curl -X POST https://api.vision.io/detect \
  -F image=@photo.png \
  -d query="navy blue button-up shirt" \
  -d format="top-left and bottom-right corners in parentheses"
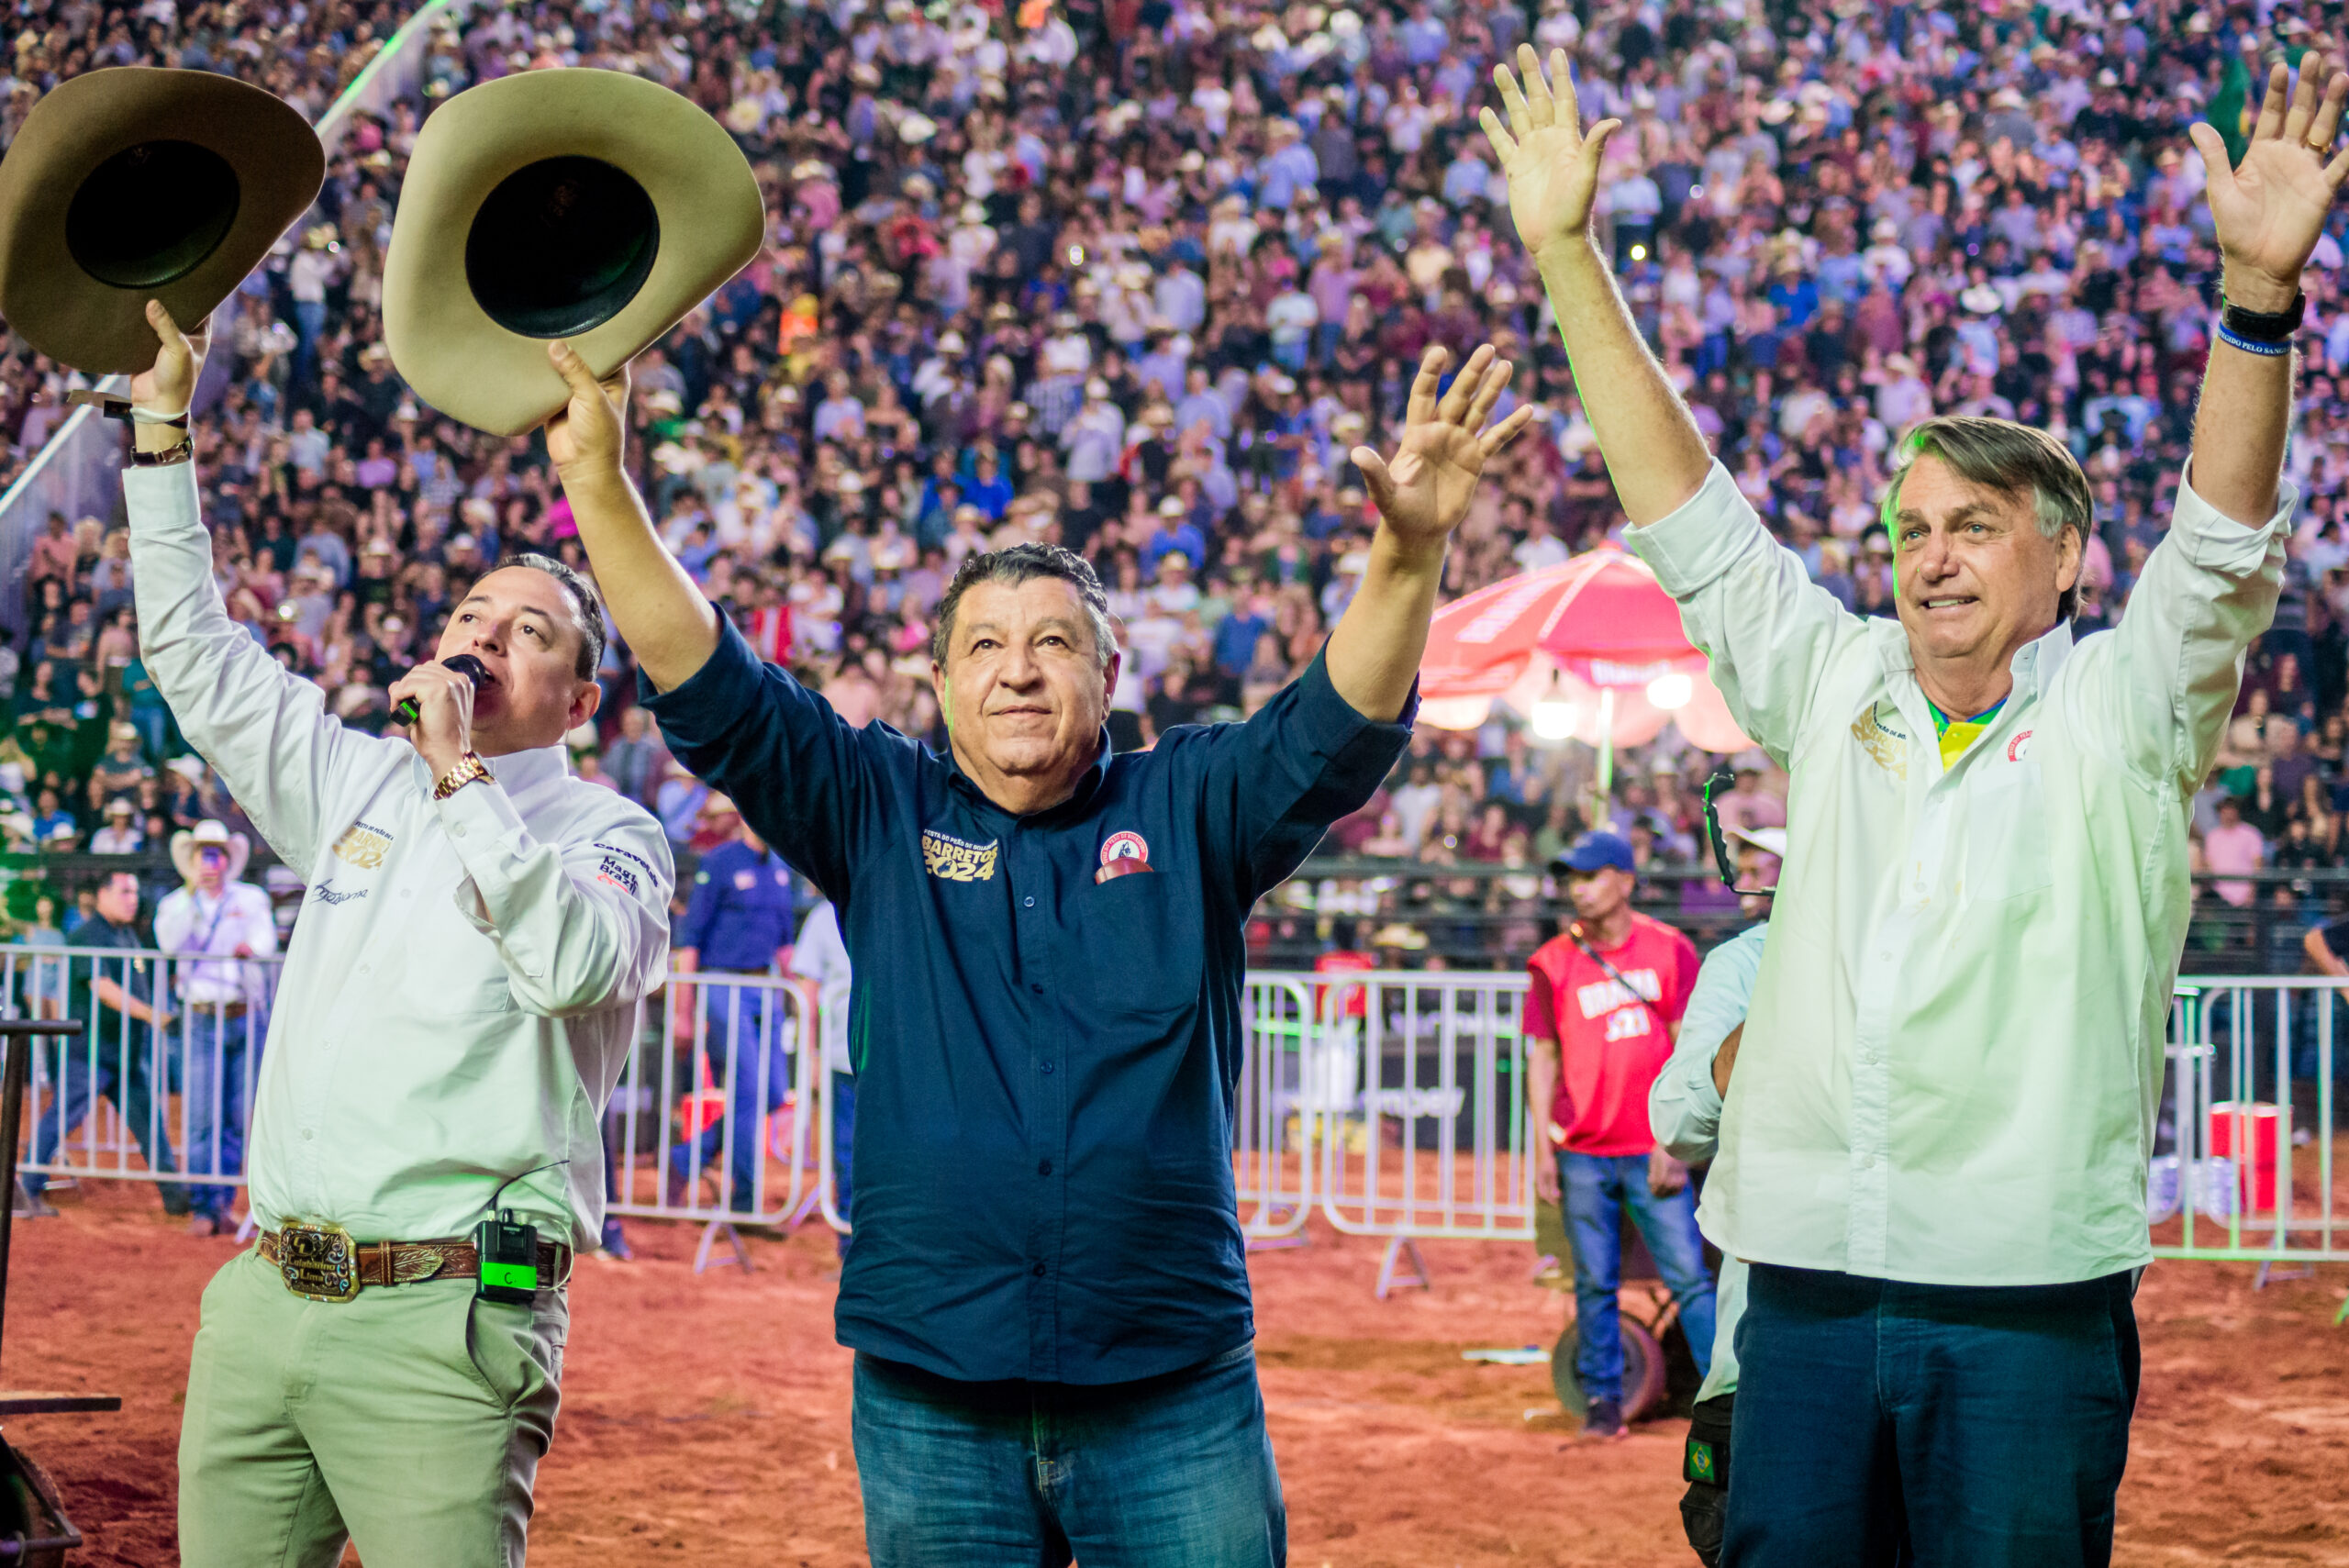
top-left (643, 614), bottom-right (1411, 1384)
top-left (678, 838), bottom-right (796, 973)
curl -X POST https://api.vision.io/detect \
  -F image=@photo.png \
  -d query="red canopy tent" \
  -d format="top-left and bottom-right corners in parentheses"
top-left (1416, 549), bottom-right (1752, 765)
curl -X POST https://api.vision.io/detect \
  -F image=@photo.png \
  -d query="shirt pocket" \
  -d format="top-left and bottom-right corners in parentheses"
top-left (1081, 872), bottom-right (1206, 1037)
top-left (1965, 758), bottom-right (2054, 903)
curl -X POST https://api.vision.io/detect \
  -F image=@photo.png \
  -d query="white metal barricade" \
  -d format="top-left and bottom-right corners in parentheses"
top-left (1232, 975), bottom-right (1315, 1244)
top-left (2, 943), bottom-right (282, 1205)
top-left (1247, 972), bottom-right (1535, 1294)
top-left (606, 973), bottom-right (826, 1252)
top-left (2155, 978), bottom-right (2347, 1273)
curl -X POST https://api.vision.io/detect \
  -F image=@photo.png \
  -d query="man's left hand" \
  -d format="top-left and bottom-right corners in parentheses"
top-left (1649, 1147), bottom-right (1689, 1196)
top-left (389, 662), bottom-right (477, 781)
top-left (2192, 52), bottom-right (2349, 311)
top-left (1350, 344), bottom-right (1539, 558)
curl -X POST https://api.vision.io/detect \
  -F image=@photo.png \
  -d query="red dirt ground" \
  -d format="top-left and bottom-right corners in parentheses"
top-left (6, 1177), bottom-right (2347, 1568)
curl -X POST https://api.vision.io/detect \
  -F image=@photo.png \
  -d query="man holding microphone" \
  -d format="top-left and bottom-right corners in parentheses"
top-left (541, 325), bottom-right (1533, 1562)
top-left (122, 301), bottom-right (673, 1568)
top-left (1486, 44), bottom-right (2343, 1563)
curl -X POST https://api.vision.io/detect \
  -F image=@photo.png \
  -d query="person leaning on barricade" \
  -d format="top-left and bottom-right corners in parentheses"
top-left (153, 818), bottom-right (276, 1238)
top-left (1485, 42), bottom-right (2343, 1565)
top-left (120, 302), bottom-right (674, 1568)
top-left (541, 324), bottom-right (1534, 1562)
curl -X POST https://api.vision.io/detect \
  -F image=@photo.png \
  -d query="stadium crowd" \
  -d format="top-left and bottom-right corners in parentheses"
top-left (5, 0), bottom-right (2349, 964)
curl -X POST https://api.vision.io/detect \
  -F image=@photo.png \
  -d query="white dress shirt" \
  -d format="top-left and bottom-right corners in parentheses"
top-left (1651, 922), bottom-right (1765, 1402)
top-left (154, 880), bottom-right (278, 1005)
top-left (1625, 460), bottom-right (2288, 1285)
top-left (128, 463), bottom-right (674, 1247)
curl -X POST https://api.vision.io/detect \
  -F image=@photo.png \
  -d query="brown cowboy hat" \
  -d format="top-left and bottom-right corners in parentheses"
top-left (0, 68), bottom-right (323, 373)
top-left (383, 68), bottom-right (763, 437)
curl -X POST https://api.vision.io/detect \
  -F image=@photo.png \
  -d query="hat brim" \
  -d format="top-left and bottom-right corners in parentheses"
top-left (384, 69), bottom-right (764, 437)
top-left (0, 68), bottom-right (324, 373)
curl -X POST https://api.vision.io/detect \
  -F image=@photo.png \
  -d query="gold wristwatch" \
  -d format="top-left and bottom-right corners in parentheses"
top-left (432, 751), bottom-right (493, 800)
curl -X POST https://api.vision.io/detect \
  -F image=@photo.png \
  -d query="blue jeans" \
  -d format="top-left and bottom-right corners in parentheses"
top-left (1724, 1263), bottom-right (2139, 1568)
top-left (179, 1009), bottom-right (250, 1218)
top-left (669, 985), bottom-right (786, 1212)
top-left (27, 1031), bottom-right (177, 1198)
top-left (1560, 1151), bottom-right (1716, 1404)
top-left (853, 1343), bottom-right (1285, 1567)
top-left (832, 1070), bottom-right (855, 1256)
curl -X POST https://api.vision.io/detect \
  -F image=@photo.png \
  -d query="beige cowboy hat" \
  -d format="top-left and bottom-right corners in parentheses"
top-left (170, 818), bottom-right (250, 884)
top-left (383, 68), bottom-right (763, 437)
top-left (0, 67), bottom-right (323, 373)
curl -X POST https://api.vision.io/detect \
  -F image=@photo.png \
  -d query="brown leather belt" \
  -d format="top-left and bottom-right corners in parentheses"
top-left (258, 1226), bottom-right (571, 1302)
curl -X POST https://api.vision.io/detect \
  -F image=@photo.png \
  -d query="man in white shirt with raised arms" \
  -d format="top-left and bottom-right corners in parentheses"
top-left (1485, 45), bottom-right (2348, 1566)
top-left (123, 300), bottom-right (673, 1568)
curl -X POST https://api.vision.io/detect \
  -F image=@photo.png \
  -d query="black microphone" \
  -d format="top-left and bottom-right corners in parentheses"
top-left (390, 653), bottom-right (490, 728)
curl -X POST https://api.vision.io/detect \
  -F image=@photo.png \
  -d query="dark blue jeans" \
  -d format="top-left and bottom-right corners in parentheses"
top-left (669, 984), bottom-right (787, 1212)
top-left (179, 1009), bottom-right (250, 1218)
top-left (27, 1032), bottom-right (177, 1197)
top-left (1560, 1151), bottom-right (1716, 1404)
top-left (832, 1070), bottom-right (855, 1257)
top-left (1724, 1263), bottom-right (2139, 1568)
top-left (852, 1343), bottom-right (1285, 1567)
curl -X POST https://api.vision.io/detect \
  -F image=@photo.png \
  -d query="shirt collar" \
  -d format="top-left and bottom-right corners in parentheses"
top-left (1876, 616), bottom-right (2076, 708)
top-left (942, 727), bottom-right (1114, 822)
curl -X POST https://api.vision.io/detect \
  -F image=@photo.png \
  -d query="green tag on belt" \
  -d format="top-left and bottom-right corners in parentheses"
top-left (1685, 1436), bottom-right (1718, 1485)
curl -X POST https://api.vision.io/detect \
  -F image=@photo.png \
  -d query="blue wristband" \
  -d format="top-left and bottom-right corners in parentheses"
top-left (2217, 322), bottom-right (2293, 358)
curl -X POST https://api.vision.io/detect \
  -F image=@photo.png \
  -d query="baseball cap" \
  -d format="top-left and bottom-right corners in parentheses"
top-left (1550, 830), bottom-right (1635, 875)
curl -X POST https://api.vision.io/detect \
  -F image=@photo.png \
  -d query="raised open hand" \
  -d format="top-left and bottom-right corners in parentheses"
top-left (2189, 52), bottom-right (2349, 308)
top-left (1479, 44), bottom-right (1622, 268)
top-left (1351, 344), bottom-right (1539, 551)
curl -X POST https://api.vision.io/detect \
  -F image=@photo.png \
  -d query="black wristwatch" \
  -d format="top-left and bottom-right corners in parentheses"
top-left (2221, 291), bottom-right (2306, 344)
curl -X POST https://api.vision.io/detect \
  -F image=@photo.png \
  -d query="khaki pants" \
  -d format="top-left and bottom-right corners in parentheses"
top-left (179, 1249), bottom-right (567, 1568)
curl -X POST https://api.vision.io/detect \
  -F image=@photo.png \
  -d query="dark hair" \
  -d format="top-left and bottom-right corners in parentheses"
top-left (930, 544), bottom-right (1118, 671)
top-left (1879, 416), bottom-right (2093, 620)
top-left (477, 552), bottom-right (607, 680)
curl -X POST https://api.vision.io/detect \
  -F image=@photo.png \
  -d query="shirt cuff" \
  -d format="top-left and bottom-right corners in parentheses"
top-left (2172, 460), bottom-right (2298, 573)
top-left (640, 608), bottom-right (765, 751)
top-left (1301, 642), bottom-right (1419, 741)
top-left (1620, 461), bottom-right (1767, 598)
top-left (123, 458), bottom-right (203, 531)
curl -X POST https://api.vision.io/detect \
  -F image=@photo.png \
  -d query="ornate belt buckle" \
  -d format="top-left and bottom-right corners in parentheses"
top-left (278, 1219), bottom-right (361, 1302)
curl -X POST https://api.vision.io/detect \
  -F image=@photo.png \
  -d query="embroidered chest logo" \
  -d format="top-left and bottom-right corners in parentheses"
top-left (331, 820), bottom-right (394, 869)
top-left (310, 881), bottom-right (367, 906)
top-left (2007, 729), bottom-right (2034, 762)
top-left (1851, 704), bottom-right (1909, 781)
top-left (922, 828), bottom-right (999, 883)
top-left (1096, 829), bottom-right (1155, 884)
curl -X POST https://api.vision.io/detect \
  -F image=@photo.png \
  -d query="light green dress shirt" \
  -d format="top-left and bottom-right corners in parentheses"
top-left (1626, 460), bottom-right (2289, 1285)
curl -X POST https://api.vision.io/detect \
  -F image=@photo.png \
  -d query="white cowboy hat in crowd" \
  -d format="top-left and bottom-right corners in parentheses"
top-left (171, 818), bottom-right (250, 885)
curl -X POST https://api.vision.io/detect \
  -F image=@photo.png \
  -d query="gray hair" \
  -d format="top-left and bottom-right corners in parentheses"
top-left (930, 543), bottom-right (1119, 671)
top-left (1879, 416), bottom-right (2093, 620)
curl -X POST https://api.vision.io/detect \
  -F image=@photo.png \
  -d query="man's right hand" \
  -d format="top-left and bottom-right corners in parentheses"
top-left (545, 339), bottom-right (631, 481)
top-left (1480, 45), bottom-right (1622, 269)
top-left (131, 299), bottom-right (208, 417)
top-left (1534, 1149), bottom-right (1561, 1205)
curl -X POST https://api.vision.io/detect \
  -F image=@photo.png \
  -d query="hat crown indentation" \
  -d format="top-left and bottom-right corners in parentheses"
top-left (65, 139), bottom-right (242, 290)
top-left (463, 155), bottom-right (660, 340)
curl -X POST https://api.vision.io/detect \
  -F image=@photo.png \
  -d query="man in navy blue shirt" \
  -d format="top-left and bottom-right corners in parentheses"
top-left (545, 337), bottom-right (1536, 1565)
top-left (668, 795), bottom-right (797, 1214)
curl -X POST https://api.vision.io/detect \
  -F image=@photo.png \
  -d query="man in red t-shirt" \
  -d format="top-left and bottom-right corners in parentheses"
top-left (1525, 830), bottom-right (1716, 1439)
